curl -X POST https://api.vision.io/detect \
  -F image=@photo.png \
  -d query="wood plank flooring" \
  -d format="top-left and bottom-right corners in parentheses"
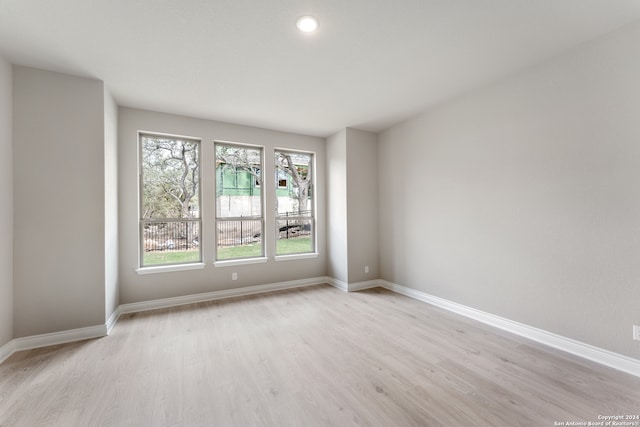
top-left (1, 285), bottom-right (639, 426)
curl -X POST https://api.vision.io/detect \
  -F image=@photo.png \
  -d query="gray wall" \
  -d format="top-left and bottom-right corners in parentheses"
top-left (379, 22), bottom-right (640, 359)
top-left (346, 128), bottom-right (379, 283)
top-left (13, 67), bottom-right (106, 337)
top-left (118, 107), bottom-right (326, 304)
top-left (326, 128), bottom-right (379, 285)
top-left (0, 56), bottom-right (12, 348)
top-left (326, 129), bottom-right (348, 283)
top-left (104, 89), bottom-right (119, 320)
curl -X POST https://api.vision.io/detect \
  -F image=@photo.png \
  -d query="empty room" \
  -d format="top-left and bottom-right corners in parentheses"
top-left (1, 1), bottom-right (640, 426)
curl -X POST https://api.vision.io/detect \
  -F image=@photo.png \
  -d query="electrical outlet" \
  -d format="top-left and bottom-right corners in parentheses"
top-left (232, 272), bottom-right (238, 281)
top-left (364, 265), bottom-right (369, 274)
top-left (633, 325), bottom-right (640, 341)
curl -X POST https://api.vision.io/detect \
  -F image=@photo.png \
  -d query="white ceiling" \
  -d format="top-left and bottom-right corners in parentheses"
top-left (2, 0), bottom-right (640, 137)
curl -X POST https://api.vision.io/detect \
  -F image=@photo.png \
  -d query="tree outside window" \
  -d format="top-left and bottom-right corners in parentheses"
top-left (139, 134), bottom-right (201, 267)
top-left (275, 151), bottom-right (315, 255)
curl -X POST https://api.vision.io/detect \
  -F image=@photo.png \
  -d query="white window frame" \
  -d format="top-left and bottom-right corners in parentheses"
top-left (274, 149), bottom-right (316, 259)
top-left (214, 141), bottom-right (266, 265)
top-left (137, 132), bottom-right (203, 271)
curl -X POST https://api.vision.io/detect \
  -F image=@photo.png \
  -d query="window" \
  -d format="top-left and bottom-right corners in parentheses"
top-left (215, 142), bottom-right (264, 260)
top-left (139, 133), bottom-right (201, 267)
top-left (275, 150), bottom-right (315, 255)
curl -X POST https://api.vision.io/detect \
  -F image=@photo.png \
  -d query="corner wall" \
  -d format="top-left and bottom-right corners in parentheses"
top-left (327, 128), bottom-right (379, 285)
top-left (13, 67), bottom-right (106, 337)
top-left (104, 89), bottom-right (119, 321)
top-left (346, 128), bottom-right (379, 283)
top-left (379, 22), bottom-right (640, 359)
top-left (326, 129), bottom-right (348, 283)
top-left (0, 56), bottom-right (13, 349)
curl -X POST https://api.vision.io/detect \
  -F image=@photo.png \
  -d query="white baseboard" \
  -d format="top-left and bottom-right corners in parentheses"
top-left (326, 277), bottom-right (348, 291)
top-left (119, 276), bottom-right (331, 315)
top-left (347, 280), bottom-right (379, 292)
top-left (325, 278), bottom-right (378, 292)
top-left (106, 308), bottom-right (120, 335)
top-left (12, 324), bottom-right (108, 354)
top-left (378, 280), bottom-right (640, 378)
top-left (0, 324), bottom-right (109, 364)
top-left (0, 340), bottom-right (14, 364)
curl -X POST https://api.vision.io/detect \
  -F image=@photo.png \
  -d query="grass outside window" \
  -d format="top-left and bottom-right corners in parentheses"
top-left (143, 237), bottom-right (313, 265)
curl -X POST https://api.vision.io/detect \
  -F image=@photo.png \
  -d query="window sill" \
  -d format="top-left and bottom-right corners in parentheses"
top-left (213, 257), bottom-right (269, 268)
top-left (274, 253), bottom-right (319, 262)
top-left (136, 263), bottom-right (206, 275)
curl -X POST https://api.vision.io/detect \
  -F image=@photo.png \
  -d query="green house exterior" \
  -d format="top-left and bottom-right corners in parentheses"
top-left (215, 166), bottom-right (300, 198)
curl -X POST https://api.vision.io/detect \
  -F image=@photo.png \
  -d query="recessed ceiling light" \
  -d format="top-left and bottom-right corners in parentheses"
top-left (296, 16), bottom-right (319, 33)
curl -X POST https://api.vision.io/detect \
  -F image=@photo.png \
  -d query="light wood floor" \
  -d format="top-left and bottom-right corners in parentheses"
top-left (1, 285), bottom-right (639, 426)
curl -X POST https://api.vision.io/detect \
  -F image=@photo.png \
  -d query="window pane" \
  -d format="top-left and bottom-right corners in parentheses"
top-left (275, 151), bottom-right (312, 217)
top-left (275, 150), bottom-right (314, 256)
top-left (217, 219), bottom-right (263, 260)
top-left (141, 135), bottom-right (199, 219)
top-left (216, 145), bottom-right (262, 218)
top-left (215, 143), bottom-right (264, 260)
top-left (276, 219), bottom-right (313, 255)
top-left (140, 134), bottom-right (201, 267)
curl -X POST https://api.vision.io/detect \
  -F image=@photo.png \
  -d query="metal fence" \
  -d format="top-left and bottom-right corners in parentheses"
top-left (142, 215), bottom-right (311, 253)
top-left (217, 219), bottom-right (262, 247)
top-left (142, 219), bottom-right (200, 252)
top-left (276, 210), bottom-right (312, 240)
